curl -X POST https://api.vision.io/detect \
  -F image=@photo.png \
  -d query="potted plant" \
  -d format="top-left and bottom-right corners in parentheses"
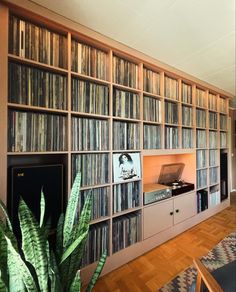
top-left (0, 172), bottom-right (107, 291)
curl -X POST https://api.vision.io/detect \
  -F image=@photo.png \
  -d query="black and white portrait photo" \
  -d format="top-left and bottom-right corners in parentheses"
top-left (113, 152), bottom-right (141, 182)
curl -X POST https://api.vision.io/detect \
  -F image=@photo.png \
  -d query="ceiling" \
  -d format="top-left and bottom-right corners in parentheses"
top-left (31, 0), bottom-right (235, 99)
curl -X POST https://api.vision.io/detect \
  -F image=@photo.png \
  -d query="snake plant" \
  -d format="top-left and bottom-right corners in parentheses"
top-left (0, 172), bottom-right (107, 291)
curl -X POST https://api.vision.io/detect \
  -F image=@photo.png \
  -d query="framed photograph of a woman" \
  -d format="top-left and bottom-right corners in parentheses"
top-left (113, 152), bottom-right (141, 182)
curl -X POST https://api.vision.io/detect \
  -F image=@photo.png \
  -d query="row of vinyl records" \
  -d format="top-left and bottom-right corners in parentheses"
top-left (8, 110), bottom-right (67, 152)
top-left (143, 96), bottom-right (161, 123)
top-left (71, 78), bottom-right (109, 115)
top-left (7, 62), bottom-right (229, 125)
top-left (196, 109), bottom-right (206, 128)
top-left (113, 181), bottom-right (140, 213)
top-left (8, 15), bottom-right (229, 112)
top-left (219, 98), bottom-right (227, 113)
top-left (196, 130), bottom-right (207, 148)
top-left (143, 124), bottom-right (161, 149)
top-left (78, 187), bottom-right (109, 220)
top-left (143, 68), bottom-right (160, 95)
top-left (9, 14), bottom-right (67, 68)
top-left (197, 130), bottom-right (227, 149)
top-left (77, 182), bottom-right (141, 218)
top-left (208, 93), bottom-right (217, 111)
top-left (196, 110), bottom-right (227, 130)
top-left (71, 117), bottom-right (109, 151)
top-left (72, 154), bottom-right (109, 187)
top-left (182, 82), bottom-right (192, 104)
top-left (71, 39), bottom-right (107, 80)
top-left (165, 101), bottom-right (178, 124)
top-left (9, 67), bottom-right (225, 130)
top-left (220, 132), bottom-right (227, 148)
top-left (81, 211), bottom-right (142, 265)
top-left (209, 112), bottom-right (217, 129)
top-left (164, 76), bottom-right (179, 100)
top-left (8, 111), bottom-right (227, 153)
top-left (197, 149), bottom-right (219, 169)
top-left (81, 222), bottom-right (109, 267)
top-left (182, 128), bottom-right (193, 148)
top-left (209, 167), bottom-right (218, 185)
top-left (165, 126), bottom-right (179, 149)
top-left (9, 62), bottom-right (67, 110)
top-left (113, 89), bottom-right (140, 119)
top-left (197, 190), bottom-right (208, 213)
top-left (113, 56), bottom-right (138, 89)
top-left (196, 88), bottom-right (206, 108)
top-left (112, 212), bottom-right (141, 253)
top-left (182, 106), bottom-right (193, 126)
top-left (197, 169), bottom-right (207, 189)
top-left (209, 188), bottom-right (221, 207)
top-left (113, 121), bottom-right (140, 150)
top-left (197, 168), bottom-right (219, 189)
top-left (220, 115), bottom-right (227, 130)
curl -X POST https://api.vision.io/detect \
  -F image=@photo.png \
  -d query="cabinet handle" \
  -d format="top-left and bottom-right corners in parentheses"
top-left (175, 209), bottom-right (179, 213)
top-left (170, 211), bottom-right (173, 216)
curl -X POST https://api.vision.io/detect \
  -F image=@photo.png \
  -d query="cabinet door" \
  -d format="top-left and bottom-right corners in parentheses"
top-left (173, 192), bottom-right (196, 225)
top-left (143, 199), bottom-right (173, 239)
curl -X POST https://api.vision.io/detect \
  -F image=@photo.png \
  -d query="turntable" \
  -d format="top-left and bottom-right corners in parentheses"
top-left (158, 163), bottom-right (194, 196)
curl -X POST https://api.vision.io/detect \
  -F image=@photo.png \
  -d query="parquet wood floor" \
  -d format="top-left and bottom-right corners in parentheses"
top-left (93, 193), bottom-right (236, 292)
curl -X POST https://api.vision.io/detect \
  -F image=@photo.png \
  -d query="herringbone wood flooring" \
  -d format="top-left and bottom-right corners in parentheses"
top-left (93, 193), bottom-right (236, 292)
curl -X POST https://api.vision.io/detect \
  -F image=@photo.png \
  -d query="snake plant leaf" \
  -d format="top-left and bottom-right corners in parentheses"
top-left (0, 199), bottom-right (13, 232)
top-left (86, 251), bottom-right (107, 292)
top-left (0, 272), bottom-right (7, 292)
top-left (49, 250), bottom-right (62, 292)
top-left (60, 230), bottom-right (88, 264)
top-left (56, 213), bottom-right (64, 260)
top-left (5, 236), bottom-right (38, 292)
top-left (63, 172), bottom-right (81, 248)
top-left (0, 223), bottom-right (8, 286)
top-left (63, 192), bottom-right (92, 289)
top-left (18, 199), bottom-right (48, 292)
top-left (41, 217), bottom-right (51, 240)
top-left (69, 270), bottom-right (81, 292)
top-left (40, 188), bottom-right (45, 228)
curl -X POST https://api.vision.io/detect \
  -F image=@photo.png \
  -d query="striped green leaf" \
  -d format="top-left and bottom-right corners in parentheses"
top-left (49, 250), bottom-right (62, 292)
top-left (40, 189), bottom-right (45, 228)
top-left (0, 222), bottom-right (8, 285)
top-left (63, 192), bottom-right (92, 289)
top-left (19, 199), bottom-right (48, 292)
top-left (56, 213), bottom-right (64, 260)
top-left (0, 270), bottom-right (7, 292)
top-left (60, 231), bottom-right (88, 264)
top-left (86, 251), bottom-right (107, 292)
top-left (0, 199), bottom-right (13, 232)
top-left (63, 172), bottom-right (81, 248)
top-left (42, 217), bottom-right (51, 239)
top-left (69, 270), bottom-right (81, 292)
top-left (5, 236), bottom-right (38, 292)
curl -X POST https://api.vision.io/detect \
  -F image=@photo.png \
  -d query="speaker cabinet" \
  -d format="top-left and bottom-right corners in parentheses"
top-left (8, 164), bottom-right (64, 238)
top-left (220, 151), bottom-right (228, 201)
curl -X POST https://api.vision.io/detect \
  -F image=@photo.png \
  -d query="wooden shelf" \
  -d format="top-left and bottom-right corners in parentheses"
top-left (0, 1), bottom-right (231, 280)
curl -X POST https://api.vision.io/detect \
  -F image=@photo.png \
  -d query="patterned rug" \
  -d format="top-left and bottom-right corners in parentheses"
top-left (159, 231), bottom-right (236, 291)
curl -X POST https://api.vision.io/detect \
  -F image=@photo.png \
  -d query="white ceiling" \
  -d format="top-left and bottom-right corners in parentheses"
top-left (31, 0), bottom-right (235, 98)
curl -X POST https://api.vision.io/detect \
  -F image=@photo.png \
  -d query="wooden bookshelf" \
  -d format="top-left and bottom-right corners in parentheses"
top-left (0, 0), bottom-right (233, 283)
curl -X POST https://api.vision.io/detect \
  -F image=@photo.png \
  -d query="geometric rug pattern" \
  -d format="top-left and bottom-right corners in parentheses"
top-left (158, 231), bottom-right (236, 291)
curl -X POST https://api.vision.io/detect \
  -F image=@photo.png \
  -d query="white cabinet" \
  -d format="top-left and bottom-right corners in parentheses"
top-left (143, 192), bottom-right (196, 239)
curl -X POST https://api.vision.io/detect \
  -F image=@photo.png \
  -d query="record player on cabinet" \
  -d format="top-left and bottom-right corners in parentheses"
top-left (158, 163), bottom-right (194, 196)
top-left (143, 163), bottom-right (194, 205)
